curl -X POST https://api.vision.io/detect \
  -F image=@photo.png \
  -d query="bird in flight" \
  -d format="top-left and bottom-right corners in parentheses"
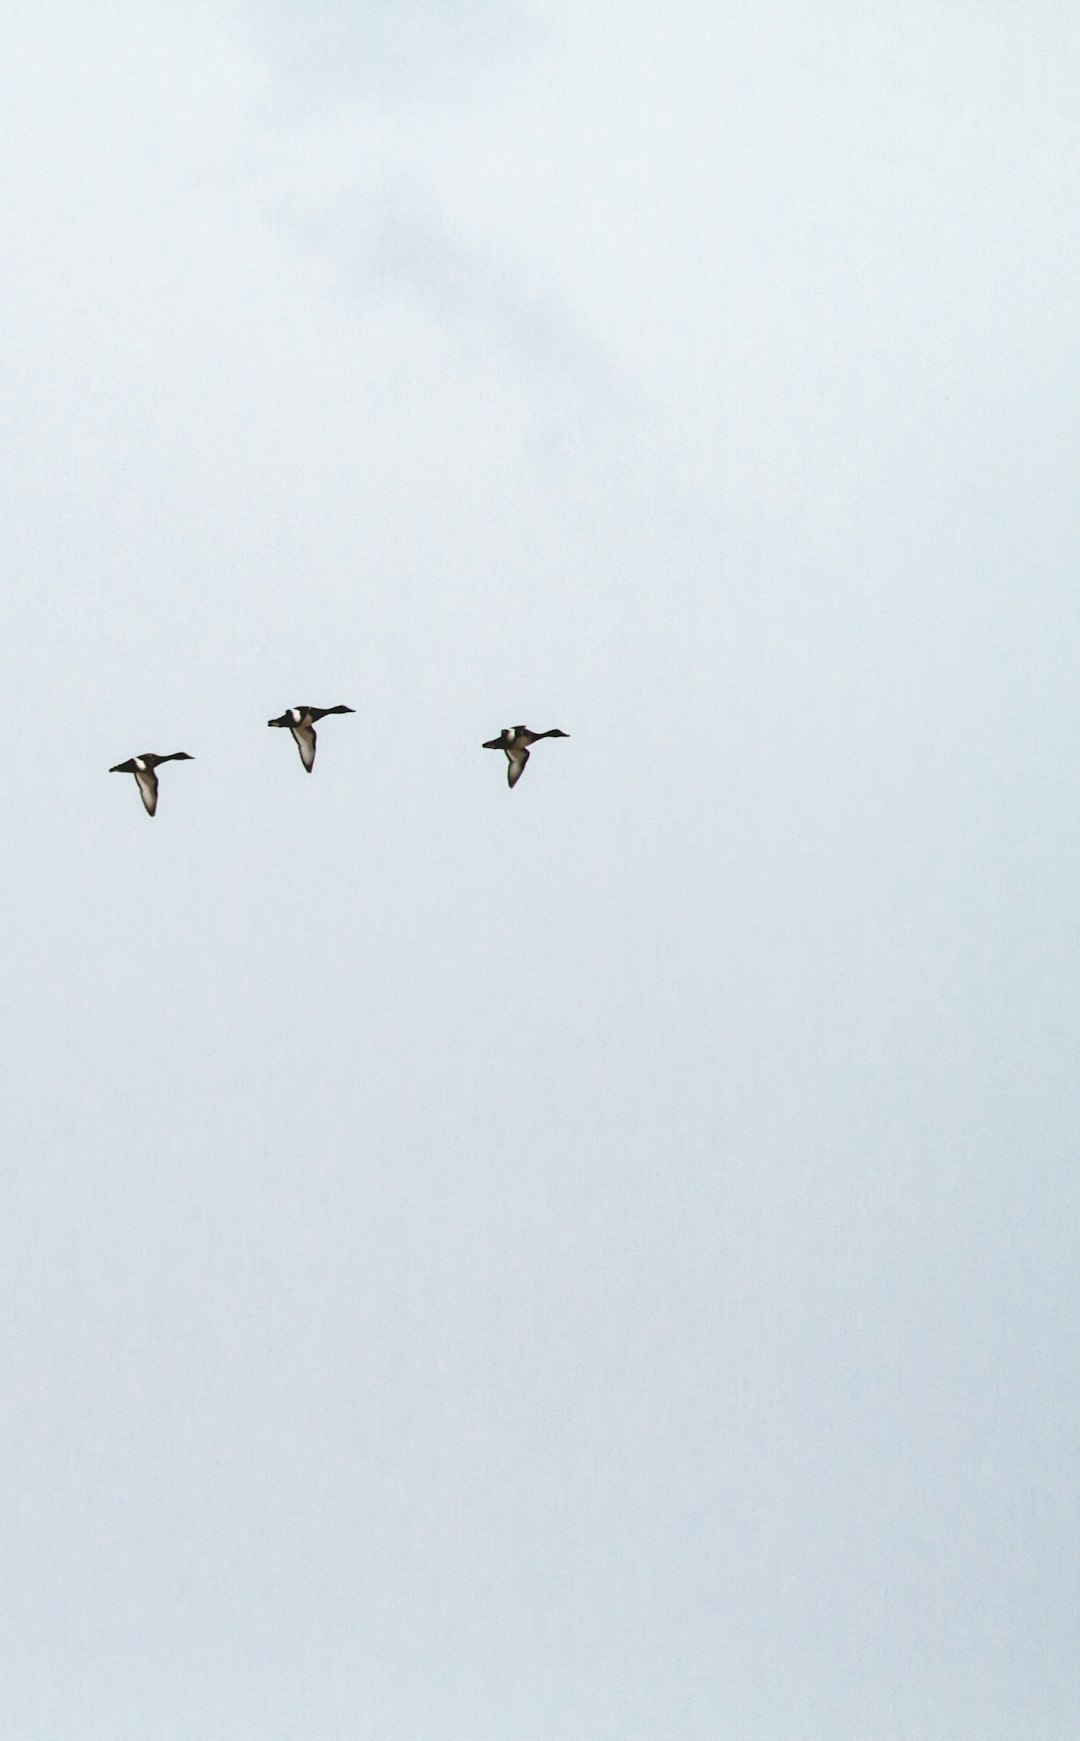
top-left (109, 751), bottom-right (194, 816)
top-left (483, 725), bottom-right (568, 788)
top-left (267, 704), bottom-right (355, 772)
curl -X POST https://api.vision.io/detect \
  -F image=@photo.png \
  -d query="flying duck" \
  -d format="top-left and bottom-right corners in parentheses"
top-left (267, 704), bottom-right (355, 772)
top-left (482, 725), bottom-right (569, 788)
top-left (109, 751), bottom-right (194, 816)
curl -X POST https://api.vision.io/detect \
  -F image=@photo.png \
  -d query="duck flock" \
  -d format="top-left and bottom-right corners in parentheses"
top-left (110, 708), bottom-right (570, 815)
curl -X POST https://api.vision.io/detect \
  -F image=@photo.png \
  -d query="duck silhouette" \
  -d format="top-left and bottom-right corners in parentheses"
top-left (267, 704), bottom-right (355, 772)
top-left (109, 751), bottom-right (194, 816)
top-left (482, 725), bottom-right (568, 789)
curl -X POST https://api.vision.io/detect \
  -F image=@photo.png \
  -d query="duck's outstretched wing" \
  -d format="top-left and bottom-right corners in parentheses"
top-left (507, 747), bottom-right (529, 788)
top-left (290, 721), bottom-right (317, 771)
top-left (134, 767), bottom-right (159, 815)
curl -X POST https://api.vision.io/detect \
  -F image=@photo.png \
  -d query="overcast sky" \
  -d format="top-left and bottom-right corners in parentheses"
top-left (1, 2), bottom-right (1079, 1736)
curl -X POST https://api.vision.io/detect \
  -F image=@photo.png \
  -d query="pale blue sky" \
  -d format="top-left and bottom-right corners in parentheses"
top-left (1, 2), bottom-right (1078, 1736)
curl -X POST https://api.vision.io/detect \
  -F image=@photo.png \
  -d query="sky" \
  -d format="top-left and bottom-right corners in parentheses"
top-left (1, 2), bottom-right (1079, 1736)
